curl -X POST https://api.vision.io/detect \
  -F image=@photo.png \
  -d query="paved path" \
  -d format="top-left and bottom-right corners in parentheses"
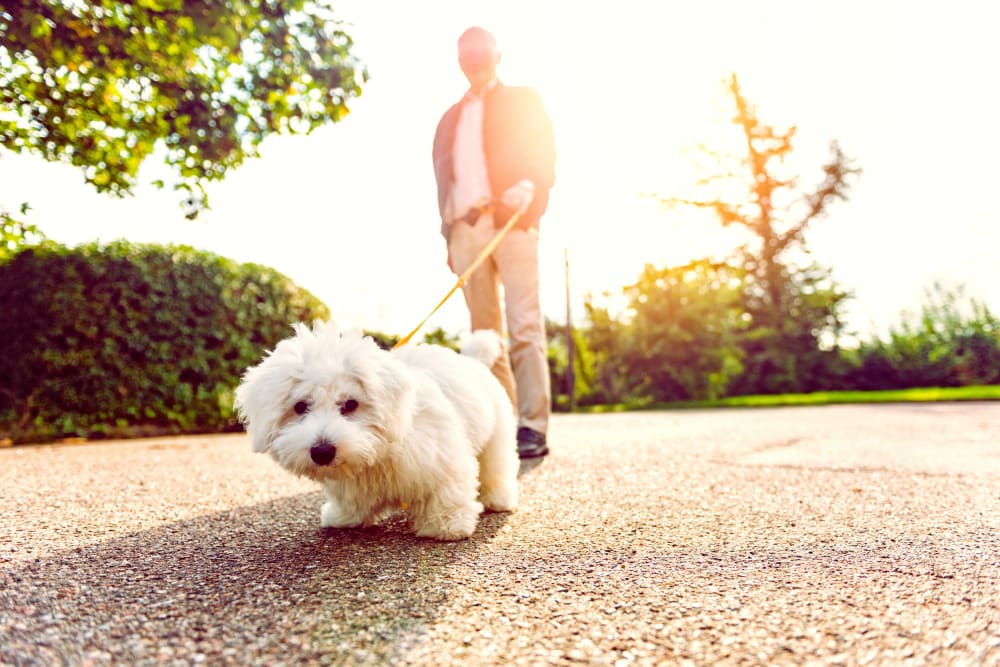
top-left (1, 403), bottom-right (998, 666)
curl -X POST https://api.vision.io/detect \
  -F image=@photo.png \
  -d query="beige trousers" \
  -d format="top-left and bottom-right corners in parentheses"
top-left (448, 215), bottom-right (550, 435)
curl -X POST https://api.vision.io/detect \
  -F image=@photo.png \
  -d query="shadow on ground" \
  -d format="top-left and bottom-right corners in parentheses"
top-left (0, 491), bottom-right (510, 665)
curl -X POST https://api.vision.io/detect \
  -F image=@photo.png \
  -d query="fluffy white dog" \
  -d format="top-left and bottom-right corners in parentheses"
top-left (234, 322), bottom-right (519, 541)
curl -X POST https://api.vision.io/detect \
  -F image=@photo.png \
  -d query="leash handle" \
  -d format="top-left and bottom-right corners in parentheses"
top-left (393, 209), bottom-right (523, 349)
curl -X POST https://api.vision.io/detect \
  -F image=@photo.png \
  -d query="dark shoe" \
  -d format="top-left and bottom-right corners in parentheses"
top-left (516, 427), bottom-right (548, 459)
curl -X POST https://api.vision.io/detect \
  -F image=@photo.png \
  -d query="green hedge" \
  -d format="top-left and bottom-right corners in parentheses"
top-left (0, 241), bottom-right (329, 443)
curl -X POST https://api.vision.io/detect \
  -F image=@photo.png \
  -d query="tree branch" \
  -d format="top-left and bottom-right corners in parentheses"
top-left (652, 195), bottom-right (750, 229)
top-left (780, 141), bottom-right (862, 249)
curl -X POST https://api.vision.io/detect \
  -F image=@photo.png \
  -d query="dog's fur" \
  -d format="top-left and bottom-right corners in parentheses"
top-left (234, 323), bottom-right (518, 540)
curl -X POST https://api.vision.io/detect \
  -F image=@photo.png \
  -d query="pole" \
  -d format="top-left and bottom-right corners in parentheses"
top-left (564, 247), bottom-right (576, 412)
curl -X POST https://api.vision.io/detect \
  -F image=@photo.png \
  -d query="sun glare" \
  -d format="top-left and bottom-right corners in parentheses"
top-left (4, 1), bottom-right (996, 336)
top-left (466, 6), bottom-right (770, 317)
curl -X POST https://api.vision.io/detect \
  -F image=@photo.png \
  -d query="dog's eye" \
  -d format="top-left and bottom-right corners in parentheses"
top-left (340, 399), bottom-right (359, 415)
top-left (293, 401), bottom-right (310, 416)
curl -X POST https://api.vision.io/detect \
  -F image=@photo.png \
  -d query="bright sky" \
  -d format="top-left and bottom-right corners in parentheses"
top-left (1, 0), bottom-right (998, 340)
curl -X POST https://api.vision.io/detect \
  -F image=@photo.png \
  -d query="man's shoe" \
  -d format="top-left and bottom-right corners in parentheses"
top-left (516, 427), bottom-right (548, 459)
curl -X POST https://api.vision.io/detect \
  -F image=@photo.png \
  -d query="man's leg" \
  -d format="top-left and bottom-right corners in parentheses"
top-left (447, 219), bottom-right (518, 409)
top-left (494, 228), bottom-right (550, 450)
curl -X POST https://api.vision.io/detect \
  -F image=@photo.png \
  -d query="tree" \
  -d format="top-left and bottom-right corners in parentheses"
top-left (579, 295), bottom-right (632, 406)
top-left (1, 202), bottom-right (48, 262)
top-left (1, 0), bottom-right (365, 217)
top-left (620, 260), bottom-right (747, 402)
top-left (656, 74), bottom-right (860, 393)
top-left (546, 316), bottom-right (600, 409)
top-left (729, 262), bottom-right (853, 394)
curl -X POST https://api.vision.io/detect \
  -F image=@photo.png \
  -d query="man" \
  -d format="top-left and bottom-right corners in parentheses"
top-left (432, 27), bottom-right (556, 459)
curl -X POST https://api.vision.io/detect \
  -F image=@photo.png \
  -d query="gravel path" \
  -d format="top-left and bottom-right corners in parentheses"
top-left (2, 402), bottom-right (998, 666)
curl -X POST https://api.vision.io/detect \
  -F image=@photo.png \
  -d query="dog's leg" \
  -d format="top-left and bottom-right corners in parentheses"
top-left (319, 483), bottom-right (377, 528)
top-left (411, 496), bottom-right (484, 541)
top-left (409, 468), bottom-right (484, 541)
top-left (477, 411), bottom-right (519, 512)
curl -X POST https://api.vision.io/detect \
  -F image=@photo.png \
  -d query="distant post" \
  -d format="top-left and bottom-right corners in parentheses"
top-left (564, 248), bottom-right (576, 411)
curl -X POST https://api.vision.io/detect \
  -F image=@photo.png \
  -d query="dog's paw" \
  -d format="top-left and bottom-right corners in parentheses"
top-left (415, 522), bottom-right (475, 541)
top-left (412, 500), bottom-right (483, 541)
top-left (320, 500), bottom-right (365, 528)
top-left (479, 482), bottom-right (518, 513)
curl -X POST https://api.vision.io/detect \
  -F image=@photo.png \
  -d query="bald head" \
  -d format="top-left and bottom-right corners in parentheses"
top-left (458, 26), bottom-right (500, 93)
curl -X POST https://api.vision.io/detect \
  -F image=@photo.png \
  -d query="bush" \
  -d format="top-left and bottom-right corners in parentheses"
top-left (0, 241), bottom-right (329, 443)
top-left (846, 284), bottom-right (1000, 390)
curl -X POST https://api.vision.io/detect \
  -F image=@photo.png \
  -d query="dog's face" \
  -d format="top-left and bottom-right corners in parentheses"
top-left (234, 323), bottom-right (415, 480)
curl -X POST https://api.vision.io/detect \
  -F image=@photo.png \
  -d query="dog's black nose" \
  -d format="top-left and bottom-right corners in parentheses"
top-left (310, 442), bottom-right (337, 466)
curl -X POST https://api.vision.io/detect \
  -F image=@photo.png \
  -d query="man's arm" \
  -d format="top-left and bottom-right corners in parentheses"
top-left (432, 105), bottom-right (461, 239)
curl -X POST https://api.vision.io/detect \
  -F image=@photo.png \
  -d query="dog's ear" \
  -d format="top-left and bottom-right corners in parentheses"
top-left (234, 338), bottom-right (301, 453)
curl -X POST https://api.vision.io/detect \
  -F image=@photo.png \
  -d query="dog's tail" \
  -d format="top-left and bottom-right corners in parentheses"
top-left (459, 329), bottom-right (504, 367)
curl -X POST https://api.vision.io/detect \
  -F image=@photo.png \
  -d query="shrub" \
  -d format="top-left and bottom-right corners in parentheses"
top-left (846, 284), bottom-right (1000, 390)
top-left (0, 241), bottom-right (329, 443)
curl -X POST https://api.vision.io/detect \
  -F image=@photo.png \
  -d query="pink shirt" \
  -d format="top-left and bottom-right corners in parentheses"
top-left (449, 80), bottom-right (498, 221)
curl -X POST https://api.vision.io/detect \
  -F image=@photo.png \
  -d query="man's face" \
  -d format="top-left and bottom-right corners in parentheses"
top-left (458, 34), bottom-right (498, 90)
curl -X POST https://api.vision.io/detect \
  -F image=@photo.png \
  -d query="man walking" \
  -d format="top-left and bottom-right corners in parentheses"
top-left (432, 27), bottom-right (556, 459)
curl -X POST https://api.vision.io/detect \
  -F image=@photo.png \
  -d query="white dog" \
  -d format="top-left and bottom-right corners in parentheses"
top-left (234, 322), bottom-right (519, 541)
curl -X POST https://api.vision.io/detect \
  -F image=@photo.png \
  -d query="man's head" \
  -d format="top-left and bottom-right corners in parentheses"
top-left (458, 27), bottom-right (500, 93)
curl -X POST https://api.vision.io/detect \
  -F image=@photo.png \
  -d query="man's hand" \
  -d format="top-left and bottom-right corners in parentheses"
top-left (500, 179), bottom-right (535, 214)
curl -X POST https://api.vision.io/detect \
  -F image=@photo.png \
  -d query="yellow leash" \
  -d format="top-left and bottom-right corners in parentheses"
top-left (393, 208), bottom-right (523, 349)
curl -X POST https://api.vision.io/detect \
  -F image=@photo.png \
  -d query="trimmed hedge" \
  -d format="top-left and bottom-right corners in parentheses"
top-left (0, 241), bottom-right (329, 443)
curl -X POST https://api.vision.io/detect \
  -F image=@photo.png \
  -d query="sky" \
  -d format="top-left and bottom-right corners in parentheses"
top-left (1, 0), bottom-right (998, 341)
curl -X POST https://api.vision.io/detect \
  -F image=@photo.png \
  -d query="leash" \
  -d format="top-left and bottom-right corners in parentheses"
top-left (392, 207), bottom-right (523, 349)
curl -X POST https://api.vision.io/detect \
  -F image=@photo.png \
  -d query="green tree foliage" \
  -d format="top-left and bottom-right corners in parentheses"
top-left (1, 0), bottom-right (365, 215)
top-left (577, 298), bottom-right (633, 406)
top-left (848, 284), bottom-right (1000, 390)
top-left (619, 260), bottom-right (747, 402)
top-left (555, 261), bottom-right (749, 407)
top-left (567, 278), bottom-right (999, 409)
top-left (731, 263), bottom-right (853, 394)
top-left (1, 202), bottom-right (48, 261)
top-left (656, 74), bottom-right (860, 394)
top-left (546, 317), bottom-right (601, 410)
top-left (364, 327), bottom-right (459, 351)
top-left (420, 327), bottom-right (460, 350)
top-left (0, 241), bottom-right (329, 443)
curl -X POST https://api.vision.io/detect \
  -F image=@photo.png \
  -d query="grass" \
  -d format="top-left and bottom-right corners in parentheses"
top-left (579, 384), bottom-right (1000, 413)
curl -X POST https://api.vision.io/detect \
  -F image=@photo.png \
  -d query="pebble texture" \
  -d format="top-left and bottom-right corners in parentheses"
top-left (1, 402), bottom-right (998, 666)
